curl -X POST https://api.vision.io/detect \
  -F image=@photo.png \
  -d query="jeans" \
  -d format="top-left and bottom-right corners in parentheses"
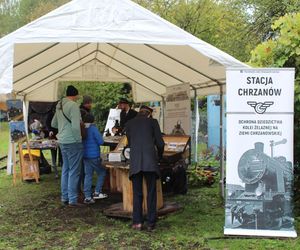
top-left (83, 157), bottom-right (106, 199)
top-left (59, 142), bottom-right (83, 204)
top-left (131, 171), bottom-right (157, 225)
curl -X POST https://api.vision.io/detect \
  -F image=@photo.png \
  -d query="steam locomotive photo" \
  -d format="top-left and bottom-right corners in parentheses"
top-left (226, 141), bottom-right (294, 230)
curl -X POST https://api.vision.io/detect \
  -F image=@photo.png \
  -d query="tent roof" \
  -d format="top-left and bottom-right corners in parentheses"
top-left (0, 0), bottom-right (249, 102)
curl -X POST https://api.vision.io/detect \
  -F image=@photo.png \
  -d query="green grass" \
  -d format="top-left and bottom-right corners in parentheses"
top-left (0, 121), bottom-right (9, 158)
top-left (0, 170), bottom-right (299, 249)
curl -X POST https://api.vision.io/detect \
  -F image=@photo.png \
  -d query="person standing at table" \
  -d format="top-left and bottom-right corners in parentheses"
top-left (114, 98), bottom-right (137, 134)
top-left (78, 95), bottom-right (93, 194)
top-left (51, 85), bottom-right (84, 207)
top-left (125, 105), bottom-right (164, 231)
top-left (82, 113), bottom-right (107, 204)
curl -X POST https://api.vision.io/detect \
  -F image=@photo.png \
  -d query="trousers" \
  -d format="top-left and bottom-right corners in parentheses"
top-left (59, 142), bottom-right (83, 204)
top-left (131, 171), bottom-right (157, 225)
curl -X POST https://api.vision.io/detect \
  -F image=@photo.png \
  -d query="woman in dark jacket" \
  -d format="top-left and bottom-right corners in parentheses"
top-left (125, 105), bottom-right (164, 231)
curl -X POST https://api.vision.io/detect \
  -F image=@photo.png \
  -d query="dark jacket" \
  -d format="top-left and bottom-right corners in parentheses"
top-left (120, 109), bottom-right (137, 129)
top-left (125, 116), bottom-right (164, 178)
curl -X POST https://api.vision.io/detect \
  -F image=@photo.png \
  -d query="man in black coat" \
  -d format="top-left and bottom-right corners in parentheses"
top-left (119, 98), bottom-right (137, 129)
top-left (125, 105), bottom-right (164, 231)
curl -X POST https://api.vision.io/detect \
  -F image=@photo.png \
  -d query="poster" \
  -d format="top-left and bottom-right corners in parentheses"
top-left (104, 109), bottom-right (121, 136)
top-left (9, 121), bottom-right (26, 143)
top-left (164, 83), bottom-right (191, 135)
top-left (224, 68), bottom-right (297, 238)
top-left (6, 99), bottom-right (23, 121)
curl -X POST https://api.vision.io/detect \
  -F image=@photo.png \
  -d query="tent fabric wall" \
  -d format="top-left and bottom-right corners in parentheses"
top-left (0, 0), bottom-right (249, 102)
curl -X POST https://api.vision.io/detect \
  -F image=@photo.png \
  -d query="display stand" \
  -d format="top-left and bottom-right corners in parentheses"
top-left (16, 138), bottom-right (39, 184)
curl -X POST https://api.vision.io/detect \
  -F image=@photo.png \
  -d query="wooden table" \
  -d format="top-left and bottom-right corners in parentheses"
top-left (104, 161), bottom-right (163, 213)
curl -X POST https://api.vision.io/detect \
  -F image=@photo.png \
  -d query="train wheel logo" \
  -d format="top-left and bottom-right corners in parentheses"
top-left (247, 101), bottom-right (274, 114)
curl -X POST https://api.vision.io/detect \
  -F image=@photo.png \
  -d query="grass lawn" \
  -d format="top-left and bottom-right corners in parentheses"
top-left (0, 121), bottom-right (9, 158)
top-left (0, 169), bottom-right (299, 250)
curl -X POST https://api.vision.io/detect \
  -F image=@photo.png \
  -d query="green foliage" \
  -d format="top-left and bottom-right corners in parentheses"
top-left (0, 0), bottom-right (68, 37)
top-left (249, 12), bottom-right (300, 164)
top-left (59, 81), bottom-right (131, 132)
top-left (188, 147), bottom-right (220, 187)
top-left (231, 0), bottom-right (300, 41)
top-left (0, 122), bottom-right (9, 159)
top-left (135, 0), bottom-right (254, 61)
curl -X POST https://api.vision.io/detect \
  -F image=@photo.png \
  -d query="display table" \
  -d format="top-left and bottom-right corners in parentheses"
top-left (103, 161), bottom-right (163, 213)
top-left (103, 136), bottom-right (123, 151)
top-left (22, 139), bottom-right (58, 150)
top-left (19, 139), bottom-right (58, 181)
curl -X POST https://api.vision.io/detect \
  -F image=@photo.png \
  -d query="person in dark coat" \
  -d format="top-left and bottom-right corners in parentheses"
top-left (125, 105), bottom-right (164, 231)
top-left (119, 98), bottom-right (137, 129)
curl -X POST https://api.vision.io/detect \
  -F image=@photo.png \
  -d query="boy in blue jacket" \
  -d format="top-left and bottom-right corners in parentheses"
top-left (82, 114), bottom-right (108, 204)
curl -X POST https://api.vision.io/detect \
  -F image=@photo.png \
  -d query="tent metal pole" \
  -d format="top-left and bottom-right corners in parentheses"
top-left (220, 87), bottom-right (225, 198)
top-left (16, 50), bottom-right (97, 94)
top-left (191, 85), bottom-right (198, 163)
top-left (97, 49), bottom-right (167, 88)
top-left (162, 97), bottom-right (166, 132)
top-left (14, 43), bottom-right (60, 67)
top-left (108, 43), bottom-right (185, 83)
top-left (14, 43), bottom-right (91, 84)
top-left (145, 44), bottom-right (221, 84)
top-left (95, 58), bottom-right (163, 99)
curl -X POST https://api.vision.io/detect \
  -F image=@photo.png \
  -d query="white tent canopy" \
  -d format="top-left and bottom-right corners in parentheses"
top-left (0, 0), bottom-right (249, 103)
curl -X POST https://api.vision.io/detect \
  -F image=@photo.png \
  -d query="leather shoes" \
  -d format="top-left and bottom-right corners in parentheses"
top-left (132, 223), bottom-right (143, 231)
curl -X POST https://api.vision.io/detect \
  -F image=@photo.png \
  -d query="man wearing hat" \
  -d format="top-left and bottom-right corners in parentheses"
top-left (118, 98), bottom-right (137, 130)
top-left (51, 85), bottom-right (84, 207)
top-left (125, 105), bottom-right (165, 231)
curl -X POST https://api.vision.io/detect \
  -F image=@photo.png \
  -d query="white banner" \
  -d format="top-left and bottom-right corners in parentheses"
top-left (104, 109), bottom-right (121, 135)
top-left (164, 83), bottom-right (191, 135)
top-left (224, 68), bottom-right (297, 238)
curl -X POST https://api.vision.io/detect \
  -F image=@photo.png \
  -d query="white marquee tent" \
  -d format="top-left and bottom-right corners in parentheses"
top-left (0, 0), bottom-right (249, 103)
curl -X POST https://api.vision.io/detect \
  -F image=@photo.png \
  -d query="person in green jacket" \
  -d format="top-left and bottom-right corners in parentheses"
top-left (51, 85), bottom-right (84, 207)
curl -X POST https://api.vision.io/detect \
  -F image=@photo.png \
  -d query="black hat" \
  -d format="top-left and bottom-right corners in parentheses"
top-left (119, 98), bottom-right (129, 104)
top-left (140, 105), bottom-right (153, 113)
top-left (66, 85), bottom-right (79, 97)
top-left (82, 95), bottom-right (92, 104)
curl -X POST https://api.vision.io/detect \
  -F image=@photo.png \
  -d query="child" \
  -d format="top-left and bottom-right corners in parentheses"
top-left (82, 113), bottom-right (108, 204)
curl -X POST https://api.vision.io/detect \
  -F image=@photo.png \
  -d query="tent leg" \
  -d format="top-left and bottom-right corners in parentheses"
top-left (7, 141), bottom-right (13, 175)
top-left (219, 91), bottom-right (225, 198)
top-left (193, 88), bottom-right (198, 163)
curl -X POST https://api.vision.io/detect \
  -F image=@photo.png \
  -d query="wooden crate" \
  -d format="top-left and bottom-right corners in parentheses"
top-left (21, 157), bottom-right (40, 181)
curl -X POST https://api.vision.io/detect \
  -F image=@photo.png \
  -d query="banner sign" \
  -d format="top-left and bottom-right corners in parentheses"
top-left (104, 109), bottom-right (121, 135)
top-left (164, 83), bottom-right (191, 135)
top-left (224, 68), bottom-right (297, 238)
